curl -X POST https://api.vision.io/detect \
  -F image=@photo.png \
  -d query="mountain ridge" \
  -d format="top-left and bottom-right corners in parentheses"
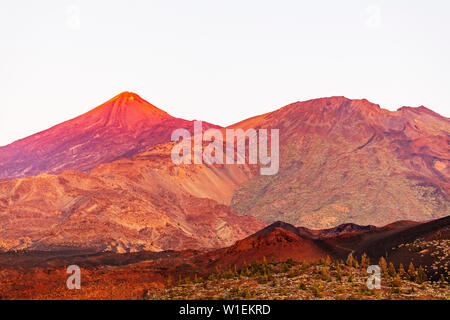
top-left (230, 96), bottom-right (449, 227)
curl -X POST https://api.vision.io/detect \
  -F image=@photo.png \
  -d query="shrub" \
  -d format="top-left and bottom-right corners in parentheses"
top-left (280, 263), bottom-right (290, 273)
top-left (439, 274), bottom-right (447, 288)
top-left (360, 253), bottom-right (370, 269)
top-left (407, 262), bottom-right (416, 281)
top-left (415, 266), bottom-right (427, 284)
top-left (336, 266), bottom-right (342, 282)
top-left (320, 266), bottom-right (331, 282)
top-left (285, 258), bottom-right (294, 266)
top-left (312, 284), bottom-right (323, 298)
top-left (391, 275), bottom-right (402, 288)
top-left (398, 263), bottom-right (406, 279)
top-left (388, 262), bottom-right (397, 277)
top-left (346, 253), bottom-right (356, 267)
top-left (379, 257), bottom-right (388, 274)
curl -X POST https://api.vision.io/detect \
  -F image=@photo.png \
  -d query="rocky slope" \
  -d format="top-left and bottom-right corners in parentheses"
top-left (230, 97), bottom-right (449, 228)
top-left (0, 142), bottom-right (263, 253)
top-left (0, 93), bottom-right (261, 253)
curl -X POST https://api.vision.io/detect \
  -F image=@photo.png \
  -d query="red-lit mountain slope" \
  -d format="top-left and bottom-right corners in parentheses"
top-left (0, 92), bottom-right (219, 180)
top-left (230, 97), bottom-right (449, 228)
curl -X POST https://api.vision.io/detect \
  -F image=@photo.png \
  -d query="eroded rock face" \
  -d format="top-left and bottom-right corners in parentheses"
top-left (0, 142), bottom-right (263, 253)
top-left (0, 91), bottom-right (219, 180)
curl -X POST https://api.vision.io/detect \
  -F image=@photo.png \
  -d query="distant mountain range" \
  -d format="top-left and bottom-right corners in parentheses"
top-left (0, 92), bottom-right (448, 252)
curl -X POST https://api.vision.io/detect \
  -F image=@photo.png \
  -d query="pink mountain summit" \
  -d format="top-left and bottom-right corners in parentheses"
top-left (0, 92), bottom-right (220, 180)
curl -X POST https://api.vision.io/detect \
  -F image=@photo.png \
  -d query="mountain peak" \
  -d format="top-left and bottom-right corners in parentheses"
top-left (75, 92), bottom-right (174, 130)
top-left (114, 91), bottom-right (141, 101)
top-left (250, 221), bottom-right (300, 238)
top-left (397, 105), bottom-right (449, 120)
top-left (274, 96), bottom-right (383, 117)
top-left (99, 91), bottom-right (170, 119)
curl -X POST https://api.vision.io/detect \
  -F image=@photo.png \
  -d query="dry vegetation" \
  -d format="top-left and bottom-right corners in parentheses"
top-left (147, 255), bottom-right (449, 300)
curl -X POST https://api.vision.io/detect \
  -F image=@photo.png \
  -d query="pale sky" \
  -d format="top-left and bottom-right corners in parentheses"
top-left (1, 0), bottom-right (449, 146)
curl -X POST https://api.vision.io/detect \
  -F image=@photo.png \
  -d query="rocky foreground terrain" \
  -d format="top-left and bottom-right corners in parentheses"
top-left (0, 216), bottom-right (447, 300)
top-left (148, 258), bottom-right (449, 300)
